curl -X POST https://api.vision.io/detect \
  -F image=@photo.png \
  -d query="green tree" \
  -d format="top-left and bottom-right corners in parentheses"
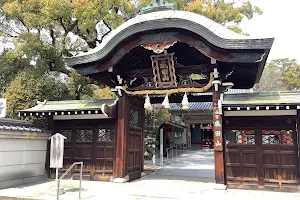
top-left (93, 86), bottom-right (117, 99)
top-left (0, 0), bottom-right (137, 105)
top-left (0, 51), bottom-right (30, 94)
top-left (144, 108), bottom-right (170, 160)
top-left (66, 68), bottom-right (94, 100)
top-left (5, 68), bottom-right (70, 119)
top-left (269, 59), bottom-right (300, 90)
top-left (254, 58), bottom-right (300, 92)
top-left (1, 0), bottom-right (136, 54)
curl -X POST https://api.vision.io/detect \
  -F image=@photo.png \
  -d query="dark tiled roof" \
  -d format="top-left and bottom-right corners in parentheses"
top-left (169, 102), bottom-right (212, 111)
top-left (154, 102), bottom-right (212, 112)
top-left (65, 10), bottom-right (273, 67)
top-left (159, 120), bottom-right (187, 129)
top-left (0, 118), bottom-right (44, 132)
top-left (223, 91), bottom-right (300, 106)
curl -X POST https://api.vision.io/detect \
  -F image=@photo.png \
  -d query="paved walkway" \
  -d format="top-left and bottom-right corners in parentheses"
top-left (154, 149), bottom-right (215, 180)
top-left (0, 149), bottom-right (299, 199)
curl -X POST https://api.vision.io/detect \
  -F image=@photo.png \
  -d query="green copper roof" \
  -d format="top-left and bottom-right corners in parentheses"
top-left (20, 99), bottom-right (117, 112)
top-left (223, 91), bottom-right (300, 106)
top-left (141, 0), bottom-right (176, 14)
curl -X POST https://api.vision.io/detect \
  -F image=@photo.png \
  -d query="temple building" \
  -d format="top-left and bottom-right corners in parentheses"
top-left (19, 0), bottom-right (300, 191)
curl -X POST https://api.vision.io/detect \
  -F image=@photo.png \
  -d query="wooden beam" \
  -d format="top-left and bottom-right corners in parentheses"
top-left (115, 92), bottom-right (129, 178)
top-left (127, 84), bottom-right (210, 91)
top-left (125, 64), bottom-right (213, 78)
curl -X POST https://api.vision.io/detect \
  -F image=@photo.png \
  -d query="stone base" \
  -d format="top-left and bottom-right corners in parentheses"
top-left (141, 172), bottom-right (146, 177)
top-left (214, 184), bottom-right (227, 190)
top-left (113, 178), bottom-right (127, 183)
top-left (49, 187), bottom-right (65, 195)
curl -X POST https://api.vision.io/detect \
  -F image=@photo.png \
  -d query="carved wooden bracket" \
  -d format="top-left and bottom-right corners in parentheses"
top-left (141, 41), bottom-right (177, 54)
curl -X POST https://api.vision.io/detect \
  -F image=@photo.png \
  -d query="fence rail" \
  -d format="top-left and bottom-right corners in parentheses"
top-left (57, 162), bottom-right (83, 200)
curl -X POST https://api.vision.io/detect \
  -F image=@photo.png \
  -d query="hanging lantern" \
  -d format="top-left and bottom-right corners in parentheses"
top-left (181, 92), bottom-right (189, 110)
top-left (162, 94), bottom-right (170, 109)
top-left (192, 123), bottom-right (195, 128)
top-left (200, 123), bottom-right (203, 128)
top-left (144, 94), bottom-right (153, 111)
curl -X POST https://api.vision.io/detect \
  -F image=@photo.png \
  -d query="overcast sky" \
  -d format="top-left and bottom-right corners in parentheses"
top-left (240, 0), bottom-right (300, 62)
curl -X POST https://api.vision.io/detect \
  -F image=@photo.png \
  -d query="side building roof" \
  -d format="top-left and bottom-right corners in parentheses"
top-left (222, 91), bottom-right (300, 111)
top-left (0, 118), bottom-right (45, 132)
top-left (18, 99), bottom-right (118, 118)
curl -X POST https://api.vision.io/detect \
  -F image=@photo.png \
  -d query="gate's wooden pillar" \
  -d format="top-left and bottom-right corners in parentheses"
top-left (297, 110), bottom-right (300, 185)
top-left (212, 78), bottom-right (225, 184)
top-left (115, 92), bottom-right (129, 178)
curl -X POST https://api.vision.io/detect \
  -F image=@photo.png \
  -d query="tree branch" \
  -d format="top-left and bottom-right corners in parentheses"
top-left (1, 31), bottom-right (18, 38)
top-left (17, 18), bottom-right (29, 32)
top-left (97, 20), bottom-right (112, 44)
top-left (50, 29), bottom-right (55, 46)
top-left (59, 18), bottom-right (67, 33)
top-left (67, 19), bottom-right (78, 34)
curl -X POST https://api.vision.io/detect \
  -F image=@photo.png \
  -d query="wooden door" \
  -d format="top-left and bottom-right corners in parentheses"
top-left (93, 126), bottom-right (116, 181)
top-left (225, 129), bottom-right (258, 186)
top-left (73, 128), bottom-right (94, 180)
top-left (261, 129), bottom-right (298, 188)
top-left (126, 97), bottom-right (145, 181)
top-left (55, 119), bottom-right (116, 181)
top-left (224, 117), bottom-right (298, 190)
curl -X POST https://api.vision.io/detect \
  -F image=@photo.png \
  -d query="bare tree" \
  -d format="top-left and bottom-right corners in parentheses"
top-left (253, 67), bottom-right (284, 92)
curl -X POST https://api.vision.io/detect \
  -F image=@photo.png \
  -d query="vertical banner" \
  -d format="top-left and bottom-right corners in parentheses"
top-left (0, 99), bottom-right (7, 118)
top-left (213, 106), bottom-right (223, 151)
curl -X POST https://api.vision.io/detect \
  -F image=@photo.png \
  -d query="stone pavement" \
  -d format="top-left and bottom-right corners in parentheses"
top-left (0, 176), bottom-right (299, 200)
top-left (154, 149), bottom-right (215, 179)
top-left (0, 149), bottom-right (299, 200)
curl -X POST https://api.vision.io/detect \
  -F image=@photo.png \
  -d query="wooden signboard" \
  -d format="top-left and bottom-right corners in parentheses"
top-left (49, 133), bottom-right (66, 169)
top-left (213, 107), bottom-right (223, 151)
top-left (151, 53), bottom-right (177, 88)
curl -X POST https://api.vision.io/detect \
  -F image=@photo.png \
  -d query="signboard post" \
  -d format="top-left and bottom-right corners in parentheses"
top-left (0, 99), bottom-right (7, 118)
top-left (49, 133), bottom-right (66, 194)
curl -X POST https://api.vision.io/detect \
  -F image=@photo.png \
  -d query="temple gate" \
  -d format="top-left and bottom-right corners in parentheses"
top-left (19, 0), bottom-right (292, 189)
top-left (63, 0), bottom-right (273, 185)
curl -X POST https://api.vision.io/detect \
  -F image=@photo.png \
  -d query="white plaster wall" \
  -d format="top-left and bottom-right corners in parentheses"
top-left (0, 130), bottom-right (50, 189)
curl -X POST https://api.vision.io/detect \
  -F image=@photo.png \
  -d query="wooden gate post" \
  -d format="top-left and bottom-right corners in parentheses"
top-left (212, 73), bottom-right (225, 184)
top-left (115, 91), bottom-right (129, 179)
top-left (297, 110), bottom-right (300, 186)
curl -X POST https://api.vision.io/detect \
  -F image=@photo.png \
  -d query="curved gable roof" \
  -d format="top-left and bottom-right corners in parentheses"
top-left (65, 10), bottom-right (274, 67)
